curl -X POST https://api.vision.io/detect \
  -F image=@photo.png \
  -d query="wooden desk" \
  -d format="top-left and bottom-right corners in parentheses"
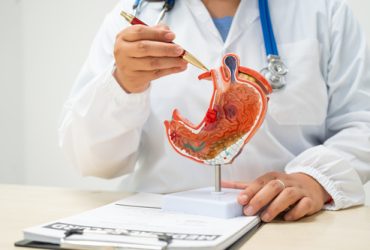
top-left (1, 184), bottom-right (369, 250)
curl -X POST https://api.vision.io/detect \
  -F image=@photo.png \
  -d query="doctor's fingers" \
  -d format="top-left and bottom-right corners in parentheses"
top-left (260, 187), bottom-right (306, 222)
top-left (134, 66), bottom-right (188, 82)
top-left (118, 24), bottom-right (176, 43)
top-left (126, 57), bottom-right (187, 71)
top-left (241, 179), bottom-right (288, 216)
top-left (284, 197), bottom-right (317, 221)
top-left (118, 40), bottom-right (184, 58)
top-left (237, 172), bottom-right (287, 206)
top-left (221, 180), bottom-right (248, 190)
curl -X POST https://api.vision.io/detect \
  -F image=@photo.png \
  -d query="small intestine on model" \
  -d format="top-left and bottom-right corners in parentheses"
top-left (164, 54), bottom-right (272, 165)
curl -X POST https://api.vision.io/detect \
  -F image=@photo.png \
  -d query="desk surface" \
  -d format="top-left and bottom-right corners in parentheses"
top-left (1, 184), bottom-right (370, 250)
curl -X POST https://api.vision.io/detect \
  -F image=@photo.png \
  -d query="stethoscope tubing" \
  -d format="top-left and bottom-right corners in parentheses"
top-left (259, 0), bottom-right (279, 56)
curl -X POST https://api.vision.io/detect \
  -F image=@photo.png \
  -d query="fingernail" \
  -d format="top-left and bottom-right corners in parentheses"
top-left (244, 206), bottom-right (254, 216)
top-left (238, 194), bottom-right (248, 204)
top-left (164, 32), bottom-right (175, 40)
top-left (175, 46), bottom-right (184, 55)
top-left (261, 212), bottom-right (271, 222)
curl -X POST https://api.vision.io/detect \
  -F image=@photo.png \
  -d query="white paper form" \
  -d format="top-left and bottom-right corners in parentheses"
top-left (23, 193), bottom-right (260, 250)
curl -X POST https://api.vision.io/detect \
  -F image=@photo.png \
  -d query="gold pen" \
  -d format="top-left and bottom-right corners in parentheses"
top-left (120, 11), bottom-right (209, 72)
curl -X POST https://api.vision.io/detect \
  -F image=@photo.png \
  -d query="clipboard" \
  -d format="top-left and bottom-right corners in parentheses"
top-left (15, 227), bottom-right (170, 250)
top-left (15, 240), bottom-right (60, 249)
top-left (15, 222), bottom-right (261, 250)
top-left (15, 193), bottom-right (261, 249)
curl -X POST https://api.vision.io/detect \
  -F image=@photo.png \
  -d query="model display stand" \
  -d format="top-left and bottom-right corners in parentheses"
top-left (163, 165), bottom-right (243, 219)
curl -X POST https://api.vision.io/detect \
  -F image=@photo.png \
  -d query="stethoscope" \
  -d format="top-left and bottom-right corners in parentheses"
top-left (133, 0), bottom-right (288, 90)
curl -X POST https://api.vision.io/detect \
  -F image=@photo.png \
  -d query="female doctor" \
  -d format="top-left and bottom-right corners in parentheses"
top-left (59, 0), bottom-right (370, 222)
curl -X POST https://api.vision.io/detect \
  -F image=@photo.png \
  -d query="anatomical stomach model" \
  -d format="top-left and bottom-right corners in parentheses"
top-left (164, 54), bottom-right (272, 166)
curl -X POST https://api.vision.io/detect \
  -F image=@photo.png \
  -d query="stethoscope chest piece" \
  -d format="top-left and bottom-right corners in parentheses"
top-left (261, 55), bottom-right (288, 90)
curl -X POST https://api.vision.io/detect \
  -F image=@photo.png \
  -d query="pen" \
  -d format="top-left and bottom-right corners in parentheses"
top-left (120, 11), bottom-right (209, 72)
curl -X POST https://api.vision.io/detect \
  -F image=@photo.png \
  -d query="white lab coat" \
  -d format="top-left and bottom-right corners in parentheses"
top-left (59, 0), bottom-right (370, 210)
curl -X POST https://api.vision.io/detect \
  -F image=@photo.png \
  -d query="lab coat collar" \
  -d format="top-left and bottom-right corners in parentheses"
top-left (184, 0), bottom-right (260, 48)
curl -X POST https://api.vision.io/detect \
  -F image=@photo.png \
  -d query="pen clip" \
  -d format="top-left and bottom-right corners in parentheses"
top-left (60, 239), bottom-right (167, 250)
top-left (61, 228), bottom-right (171, 250)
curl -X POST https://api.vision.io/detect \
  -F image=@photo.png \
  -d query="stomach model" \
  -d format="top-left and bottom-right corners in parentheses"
top-left (164, 54), bottom-right (272, 165)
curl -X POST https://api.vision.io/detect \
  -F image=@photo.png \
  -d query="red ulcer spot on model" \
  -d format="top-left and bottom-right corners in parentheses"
top-left (205, 108), bottom-right (218, 125)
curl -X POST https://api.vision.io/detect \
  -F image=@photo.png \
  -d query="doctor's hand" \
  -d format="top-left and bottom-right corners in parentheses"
top-left (113, 24), bottom-right (188, 93)
top-left (222, 172), bottom-right (331, 222)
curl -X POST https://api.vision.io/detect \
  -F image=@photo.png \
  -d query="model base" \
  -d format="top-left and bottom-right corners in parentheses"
top-left (162, 187), bottom-right (243, 219)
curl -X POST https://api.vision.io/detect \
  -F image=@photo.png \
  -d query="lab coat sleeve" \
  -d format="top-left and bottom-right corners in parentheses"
top-left (285, 1), bottom-right (370, 210)
top-left (58, 0), bottom-right (151, 178)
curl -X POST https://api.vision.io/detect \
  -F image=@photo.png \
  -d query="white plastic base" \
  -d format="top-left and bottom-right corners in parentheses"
top-left (162, 187), bottom-right (243, 219)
